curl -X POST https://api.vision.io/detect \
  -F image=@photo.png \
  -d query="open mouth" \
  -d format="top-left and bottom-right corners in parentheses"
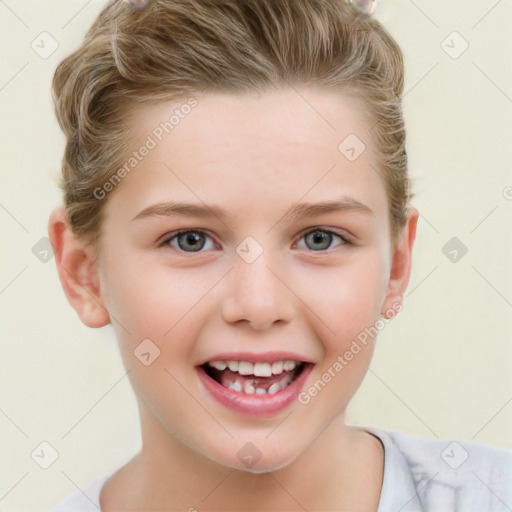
top-left (202, 359), bottom-right (309, 396)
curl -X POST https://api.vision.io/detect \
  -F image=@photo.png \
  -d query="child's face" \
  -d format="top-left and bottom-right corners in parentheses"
top-left (93, 88), bottom-right (406, 471)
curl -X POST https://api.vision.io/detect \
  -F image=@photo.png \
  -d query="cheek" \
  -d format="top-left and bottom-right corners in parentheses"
top-left (295, 250), bottom-right (388, 349)
top-left (98, 262), bottom-right (211, 388)
top-left (295, 263), bottom-right (385, 419)
top-left (101, 259), bottom-right (209, 336)
top-left (100, 263), bottom-right (210, 414)
top-left (298, 253), bottom-right (388, 413)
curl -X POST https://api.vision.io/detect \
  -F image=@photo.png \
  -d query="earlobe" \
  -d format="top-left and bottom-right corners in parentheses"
top-left (380, 208), bottom-right (419, 319)
top-left (48, 207), bottom-right (110, 328)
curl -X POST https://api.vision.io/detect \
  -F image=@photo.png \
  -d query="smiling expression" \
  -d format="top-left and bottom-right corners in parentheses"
top-left (92, 87), bottom-right (401, 472)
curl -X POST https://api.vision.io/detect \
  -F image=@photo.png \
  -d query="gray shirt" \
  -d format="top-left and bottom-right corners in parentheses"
top-left (52, 427), bottom-right (512, 511)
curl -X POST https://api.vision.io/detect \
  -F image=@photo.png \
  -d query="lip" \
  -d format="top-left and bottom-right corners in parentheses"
top-left (197, 362), bottom-right (314, 417)
top-left (198, 351), bottom-right (314, 365)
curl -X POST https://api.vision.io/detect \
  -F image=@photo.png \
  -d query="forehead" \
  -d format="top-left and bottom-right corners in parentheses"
top-left (133, 88), bottom-right (371, 162)
top-left (105, 88), bottom-right (387, 223)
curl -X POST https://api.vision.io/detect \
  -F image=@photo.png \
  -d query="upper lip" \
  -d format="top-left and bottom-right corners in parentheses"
top-left (198, 351), bottom-right (315, 366)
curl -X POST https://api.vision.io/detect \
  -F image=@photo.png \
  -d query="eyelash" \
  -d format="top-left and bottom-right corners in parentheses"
top-left (158, 227), bottom-right (352, 253)
top-left (295, 229), bottom-right (352, 251)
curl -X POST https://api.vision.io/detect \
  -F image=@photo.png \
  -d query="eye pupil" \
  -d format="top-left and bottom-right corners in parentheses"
top-left (305, 230), bottom-right (332, 251)
top-left (178, 232), bottom-right (205, 252)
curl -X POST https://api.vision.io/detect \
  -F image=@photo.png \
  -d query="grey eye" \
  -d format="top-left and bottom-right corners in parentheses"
top-left (167, 231), bottom-right (216, 252)
top-left (296, 230), bottom-right (345, 251)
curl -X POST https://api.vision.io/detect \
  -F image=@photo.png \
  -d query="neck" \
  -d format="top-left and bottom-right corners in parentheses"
top-left (108, 401), bottom-right (382, 511)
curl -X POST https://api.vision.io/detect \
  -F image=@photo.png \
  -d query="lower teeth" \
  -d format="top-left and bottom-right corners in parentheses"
top-left (226, 375), bottom-right (293, 395)
top-left (205, 363), bottom-right (305, 395)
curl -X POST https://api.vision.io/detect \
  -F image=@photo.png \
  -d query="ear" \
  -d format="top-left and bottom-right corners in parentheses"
top-left (380, 208), bottom-right (419, 318)
top-left (48, 207), bottom-right (110, 328)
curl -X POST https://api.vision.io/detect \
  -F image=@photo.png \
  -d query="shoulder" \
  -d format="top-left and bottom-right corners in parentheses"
top-left (51, 473), bottom-right (110, 512)
top-left (365, 427), bottom-right (512, 512)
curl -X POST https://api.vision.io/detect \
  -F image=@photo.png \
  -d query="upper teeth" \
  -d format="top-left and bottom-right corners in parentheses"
top-left (207, 360), bottom-right (298, 376)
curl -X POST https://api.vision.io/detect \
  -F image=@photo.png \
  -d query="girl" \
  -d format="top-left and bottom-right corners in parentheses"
top-left (49, 0), bottom-right (511, 509)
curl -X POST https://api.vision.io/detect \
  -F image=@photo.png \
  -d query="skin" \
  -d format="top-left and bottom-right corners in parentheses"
top-left (49, 87), bottom-right (418, 511)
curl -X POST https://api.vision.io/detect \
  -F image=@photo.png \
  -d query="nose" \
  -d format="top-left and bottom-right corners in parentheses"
top-left (221, 251), bottom-right (295, 331)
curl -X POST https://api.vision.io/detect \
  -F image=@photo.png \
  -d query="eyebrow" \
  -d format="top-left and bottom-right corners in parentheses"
top-left (132, 202), bottom-right (228, 222)
top-left (131, 196), bottom-right (373, 222)
top-left (280, 197), bottom-right (374, 224)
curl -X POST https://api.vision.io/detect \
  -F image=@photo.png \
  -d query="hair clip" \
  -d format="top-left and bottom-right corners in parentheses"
top-left (345, 0), bottom-right (378, 18)
top-left (125, 0), bottom-right (154, 11)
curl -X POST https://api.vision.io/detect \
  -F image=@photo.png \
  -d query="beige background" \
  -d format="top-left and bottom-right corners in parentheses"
top-left (0, 0), bottom-right (511, 509)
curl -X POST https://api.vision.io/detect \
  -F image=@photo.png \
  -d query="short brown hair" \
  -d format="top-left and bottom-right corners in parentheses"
top-left (52, 0), bottom-right (411, 245)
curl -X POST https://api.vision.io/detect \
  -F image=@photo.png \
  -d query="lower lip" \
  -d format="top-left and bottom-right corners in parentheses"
top-left (197, 364), bottom-right (314, 417)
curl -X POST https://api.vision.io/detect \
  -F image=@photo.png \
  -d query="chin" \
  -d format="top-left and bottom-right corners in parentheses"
top-left (205, 445), bottom-right (301, 475)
